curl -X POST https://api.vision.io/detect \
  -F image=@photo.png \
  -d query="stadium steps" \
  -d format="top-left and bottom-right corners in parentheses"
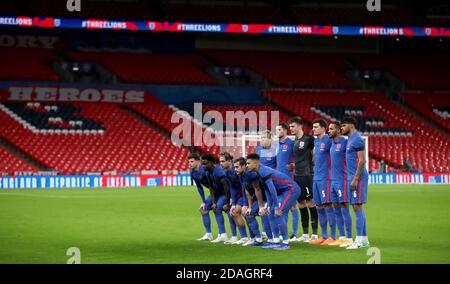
top-left (394, 96), bottom-right (450, 139)
top-left (262, 90), bottom-right (312, 128)
top-left (14, 0), bottom-right (34, 16)
top-left (0, 135), bottom-right (51, 171)
top-left (121, 106), bottom-right (198, 154)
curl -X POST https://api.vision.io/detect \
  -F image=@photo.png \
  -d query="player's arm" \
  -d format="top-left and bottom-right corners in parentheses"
top-left (252, 180), bottom-right (266, 212)
top-left (209, 185), bottom-right (217, 210)
top-left (193, 178), bottom-right (206, 203)
top-left (351, 150), bottom-right (366, 191)
top-left (264, 178), bottom-right (278, 211)
top-left (244, 189), bottom-right (252, 216)
top-left (220, 177), bottom-right (231, 211)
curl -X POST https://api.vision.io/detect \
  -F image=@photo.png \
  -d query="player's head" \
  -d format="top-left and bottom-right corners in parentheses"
top-left (276, 123), bottom-right (289, 139)
top-left (233, 157), bottom-right (247, 174)
top-left (288, 116), bottom-right (303, 135)
top-left (245, 153), bottom-right (260, 171)
top-left (201, 153), bottom-right (217, 172)
top-left (341, 116), bottom-right (358, 136)
top-left (259, 129), bottom-right (273, 148)
top-left (312, 119), bottom-right (327, 137)
top-left (219, 151), bottom-right (233, 170)
top-left (328, 121), bottom-right (341, 139)
top-left (187, 152), bottom-right (201, 170)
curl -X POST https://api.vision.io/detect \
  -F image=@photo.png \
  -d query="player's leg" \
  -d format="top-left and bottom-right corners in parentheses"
top-left (271, 190), bottom-right (300, 251)
top-left (232, 203), bottom-right (249, 244)
top-left (197, 196), bottom-right (213, 241)
top-left (295, 176), bottom-right (311, 242)
top-left (224, 212), bottom-right (238, 244)
top-left (210, 195), bottom-right (228, 243)
top-left (347, 178), bottom-right (369, 249)
top-left (289, 203), bottom-right (299, 241)
top-left (327, 182), bottom-right (345, 246)
top-left (260, 200), bottom-right (273, 242)
top-left (339, 180), bottom-right (353, 247)
top-left (322, 180), bottom-right (337, 245)
top-left (261, 193), bottom-right (281, 249)
top-left (304, 176), bottom-right (319, 241)
top-left (243, 203), bottom-right (263, 246)
top-left (310, 180), bottom-right (328, 244)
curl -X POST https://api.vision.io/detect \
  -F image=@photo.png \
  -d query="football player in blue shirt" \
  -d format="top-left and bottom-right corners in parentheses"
top-left (340, 116), bottom-right (370, 249)
top-left (276, 123), bottom-right (299, 242)
top-left (219, 152), bottom-right (249, 245)
top-left (328, 121), bottom-right (353, 247)
top-left (309, 119), bottom-right (336, 245)
top-left (246, 153), bottom-right (301, 250)
top-left (235, 157), bottom-right (265, 247)
top-left (189, 152), bottom-right (213, 241)
top-left (201, 153), bottom-right (231, 243)
top-left (255, 129), bottom-right (277, 241)
top-left (255, 130), bottom-right (277, 169)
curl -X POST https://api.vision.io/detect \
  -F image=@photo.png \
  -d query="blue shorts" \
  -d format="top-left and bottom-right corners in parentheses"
top-left (330, 180), bottom-right (349, 203)
top-left (205, 195), bottom-right (227, 211)
top-left (348, 178), bottom-right (368, 205)
top-left (313, 180), bottom-right (331, 205)
top-left (230, 193), bottom-right (244, 207)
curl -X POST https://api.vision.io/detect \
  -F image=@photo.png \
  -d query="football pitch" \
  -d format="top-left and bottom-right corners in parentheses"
top-left (0, 185), bottom-right (449, 264)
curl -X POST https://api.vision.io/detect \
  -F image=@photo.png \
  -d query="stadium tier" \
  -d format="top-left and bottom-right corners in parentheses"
top-left (0, 48), bottom-right (59, 82)
top-left (0, 146), bottom-right (37, 174)
top-left (162, 3), bottom-right (286, 24)
top-left (0, 102), bottom-right (190, 174)
top-left (66, 51), bottom-right (216, 85)
top-left (349, 54), bottom-right (450, 90)
top-left (292, 6), bottom-right (418, 26)
top-left (264, 89), bottom-right (450, 172)
top-left (129, 104), bottom-right (222, 156)
top-left (26, 0), bottom-right (154, 20)
top-left (401, 92), bottom-right (450, 132)
top-left (202, 49), bottom-right (350, 88)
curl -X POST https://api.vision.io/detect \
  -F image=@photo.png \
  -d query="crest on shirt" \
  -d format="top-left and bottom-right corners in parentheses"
top-left (320, 143), bottom-right (325, 149)
top-left (282, 144), bottom-right (288, 150)
top-left (336, 143), bottom-right (342, 150)
top-left (299, 141), bottom-right (305, 149)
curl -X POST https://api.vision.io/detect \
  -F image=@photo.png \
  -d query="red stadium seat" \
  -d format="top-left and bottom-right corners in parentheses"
top-left (0, 103), bottom-right (190, 174)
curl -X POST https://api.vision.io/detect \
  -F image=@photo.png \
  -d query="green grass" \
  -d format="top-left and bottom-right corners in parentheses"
top-left (0, 185), bottom-right (449, 264)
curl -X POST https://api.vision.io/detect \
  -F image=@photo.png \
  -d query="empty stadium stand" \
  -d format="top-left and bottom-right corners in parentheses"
top-left (292, 6), bottom-right (419, 26)
top-left (349, 53), bottom-right (450, 90)
top-left (162, 3), bottom-right (286, 24)
top-left (0, 48), bottom-right (59, 82)
top-left (26, 0), bottom-right (154, 20)
top-left (66, 51), bottom-right (216, 85)
top-left (0, 101), bottom-right (190, 174)
top-left (401, 92), bottom-right (450, 132)
top-left (0, 146), bottom-right (37, 175)
top-left (202, 49), bottom-right (351, 88)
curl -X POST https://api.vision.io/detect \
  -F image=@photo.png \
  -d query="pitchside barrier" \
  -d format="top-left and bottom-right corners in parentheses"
top-left (0, 173), bottom-right (449, 190)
